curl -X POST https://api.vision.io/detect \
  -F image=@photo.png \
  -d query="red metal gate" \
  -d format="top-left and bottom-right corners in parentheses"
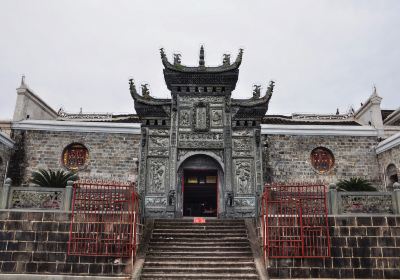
top-left (68, 180), bottom-right (141, 258)
top-left (259, 183), bottom-right (330, 259)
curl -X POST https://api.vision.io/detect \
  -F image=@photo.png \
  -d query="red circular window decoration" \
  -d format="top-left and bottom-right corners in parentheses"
top-left (310, 147), bottom-right (334, 174)
top-left (62, 143), bottom-right (89, 170)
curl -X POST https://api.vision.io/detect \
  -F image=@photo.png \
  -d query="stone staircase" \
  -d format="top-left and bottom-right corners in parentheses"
top-left (140, 219), bottom-right (259, 279)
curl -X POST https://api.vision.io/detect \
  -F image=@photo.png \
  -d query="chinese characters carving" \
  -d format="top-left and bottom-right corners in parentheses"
top-left (62, 143), bottom-right (88, 170)
top-left (310, 147), bottom-right (334, 173)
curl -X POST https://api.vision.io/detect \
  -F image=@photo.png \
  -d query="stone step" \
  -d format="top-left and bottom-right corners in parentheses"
top-left (148, 241), bottom-right (251, 247)
top-left (140, 273), bottom-right (259, 279)
top-left (154, 225), bottom-right (247, 230)
top-left (145, 256), bottom-right (255, 262)
top-left (154, 219), bottom-right (245, 223)
top-left (148, 246), bottom-right (252, 252)
top-left (141, 267), bottom-right (258, 274)
top-left (143, 261), bottom-right (256, 268)
top-left (150, 237), bottom-right (249, 243)
top-left (151, 233), bottom-right (247, 238)
top-left (152, 228), bottom-right (247, 233)
top-left (146, 251), bottom-right (254, 257)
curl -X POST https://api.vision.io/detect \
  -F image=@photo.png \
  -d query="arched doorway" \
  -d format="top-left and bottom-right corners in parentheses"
top-left (177, 154), bottom-right (224, 217)
top-left (386, 164), bottom-right (398, 191)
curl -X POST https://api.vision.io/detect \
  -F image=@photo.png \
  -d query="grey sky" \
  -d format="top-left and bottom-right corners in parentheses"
top-left (0, 0), bottom-right (399, 119)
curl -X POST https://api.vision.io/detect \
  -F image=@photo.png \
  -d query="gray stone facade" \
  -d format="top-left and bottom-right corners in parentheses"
top-left (8, 130), bottom-right (140, 184)
top-left (263, 134), bottom-right (381, 187)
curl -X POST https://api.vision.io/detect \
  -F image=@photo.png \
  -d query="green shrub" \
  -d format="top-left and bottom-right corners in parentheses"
top-left (337, 177), bottom-right (377, 192)
top-left (31, 169), bottom-right (78, 188)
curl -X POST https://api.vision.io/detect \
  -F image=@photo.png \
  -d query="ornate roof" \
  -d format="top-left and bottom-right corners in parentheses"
top-left (232, 81), bottom-right (274, 119)
top-left (160, 46), bottom-right (243, 73)
top-left (129, 79), bottom-right (171, 119)
top-left (161, 46), bottom-right (243, 90)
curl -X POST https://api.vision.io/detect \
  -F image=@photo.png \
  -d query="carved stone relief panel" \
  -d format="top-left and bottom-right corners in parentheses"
top-left (178, 96), bottom-right (225, 106)
top-left (178, 132), bottom-right (224, 149)
top-left (149, 129), bottom-right (170, 136)
top-left (193, 102), bottom-right (209, 131)
top-left (148, 149), bottom-right (169, 157)
top-left (233, 137), bottom-right (252, 151)
top-left (179, 109), bottom-right (191, 127)
top-left (179, 132), bottom-right (223, 141)
top-left (177, 149), bottom-right (224, 162)
top-left (233, 129), bottom-right (254, 137)
top-left (211, 109), bottom-right (224, 127)
top-left (233, 158), bottom-right (254, 195)
top-left (149, 136), bottom-right (169, 148)
top-left (234, 197), bottom-right (255, 208)
top-left (145, 196), bottom-right (167, 208)
top-left (233, 150), bottom-right (253, 157)
top-left (147, 157), bottom-right (168, 194)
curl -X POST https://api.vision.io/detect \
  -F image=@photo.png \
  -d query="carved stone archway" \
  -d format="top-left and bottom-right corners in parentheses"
top-left (175, 154), bottom-right (224, 218)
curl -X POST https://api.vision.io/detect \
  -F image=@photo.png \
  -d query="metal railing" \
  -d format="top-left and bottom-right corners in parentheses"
top-left (259, 183), bottom-right (330, 260)
top-left (68, 180), bottom-right (142, 259)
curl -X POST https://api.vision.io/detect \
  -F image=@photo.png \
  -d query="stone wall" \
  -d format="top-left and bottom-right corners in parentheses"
top-left (263, 135), bottom-right (381, 187)
top-left (8, 130), bottom-right (140, 184)
top-left (268, 215), bottom-right (400, 279)
top-left (0, 210), bottom-right (130, 276)
top-left (0, 142), bottom-right (12, 184)
top-left (377, 145), bottom-right (400, 190)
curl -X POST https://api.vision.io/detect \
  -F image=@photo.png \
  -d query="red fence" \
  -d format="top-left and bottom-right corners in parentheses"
top-left (68, 180), bottom-right (141, 258)
top-left (259, 183), bottom-right (330, 259)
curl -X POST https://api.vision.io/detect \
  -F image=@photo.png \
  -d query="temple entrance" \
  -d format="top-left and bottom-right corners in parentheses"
top-left (177, 154), bottom-right (224, 218)
top-left (183, 169), bottom-right (218, 217)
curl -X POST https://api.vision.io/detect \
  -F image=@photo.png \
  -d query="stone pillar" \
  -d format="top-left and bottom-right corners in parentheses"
top-left (392, 182), bottom-right (400, 214)
top-left (64, 180), bottom-right (74, 211)
top-left (0, 178), bottom-right (12, 209)
top-left (328, 183), bottom-right (338, 215)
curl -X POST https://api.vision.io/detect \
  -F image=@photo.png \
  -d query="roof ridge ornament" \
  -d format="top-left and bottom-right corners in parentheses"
top-left (266, 80), bottom-right (275, 96)
top-left (199, 45), bottom-right (205, 67)
top-left (173, 53), bottom-right (181, 65)
top-left (160, 48), bottom-right (166, 59)
top-left (235, 48), bottom-right (244, 66)
top-left (223, 54), bottom-right (231, 65)
top-left (372, 84), bottom-right (379, 97)
top-left (141, 84), bottom-right (151, 99)
top-left (253, 85), bottom-right (261, 99)
top-left (18, 74), bottom-right (27, 89)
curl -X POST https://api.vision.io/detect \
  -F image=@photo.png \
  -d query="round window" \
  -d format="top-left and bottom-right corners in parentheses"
top-left (310, 147), bottom-right (334, 174)
top-left (62, 143), bottom-right (89, 170)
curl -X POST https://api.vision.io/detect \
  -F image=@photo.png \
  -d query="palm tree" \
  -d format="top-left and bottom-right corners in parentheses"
top-left (31, 169), bottom-right (78, 188)
top-left (337, 178), bottom-right (376, 192)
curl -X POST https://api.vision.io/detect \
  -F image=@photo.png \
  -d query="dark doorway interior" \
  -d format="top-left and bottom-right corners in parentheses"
top-left (183, 169), bottom-right (217, 217)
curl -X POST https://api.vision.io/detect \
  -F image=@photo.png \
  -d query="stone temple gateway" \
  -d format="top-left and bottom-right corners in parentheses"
top-left (1, 46), bottom-right (400, 278)
top-left (131, 47), bottom-right (273, 218)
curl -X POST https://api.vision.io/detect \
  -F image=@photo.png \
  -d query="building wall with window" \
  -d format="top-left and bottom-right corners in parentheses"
top-left (0, 143), bottom-right (12, 184)
top-left (376, 132), bottom-right (400, 190)
top-left (8, 122), bottom-right (141, 185)
top-left (262, 134), bottom-right (381, 187)
top-left (0, 131), bottom-right (14, 184)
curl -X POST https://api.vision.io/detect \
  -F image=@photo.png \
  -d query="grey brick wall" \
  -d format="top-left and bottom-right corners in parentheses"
top-left (263, 135), bottom-right (381, 187)
top-left (268, 215), bottom-right (400, 279)
top-left (0, 211), bottom-right (130, 276)
top-left (9, 130), bottom-right (140, 184)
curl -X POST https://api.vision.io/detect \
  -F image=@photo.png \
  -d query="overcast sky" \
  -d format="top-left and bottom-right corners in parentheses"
top-left (0, 0), bottom-right (399, 119)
